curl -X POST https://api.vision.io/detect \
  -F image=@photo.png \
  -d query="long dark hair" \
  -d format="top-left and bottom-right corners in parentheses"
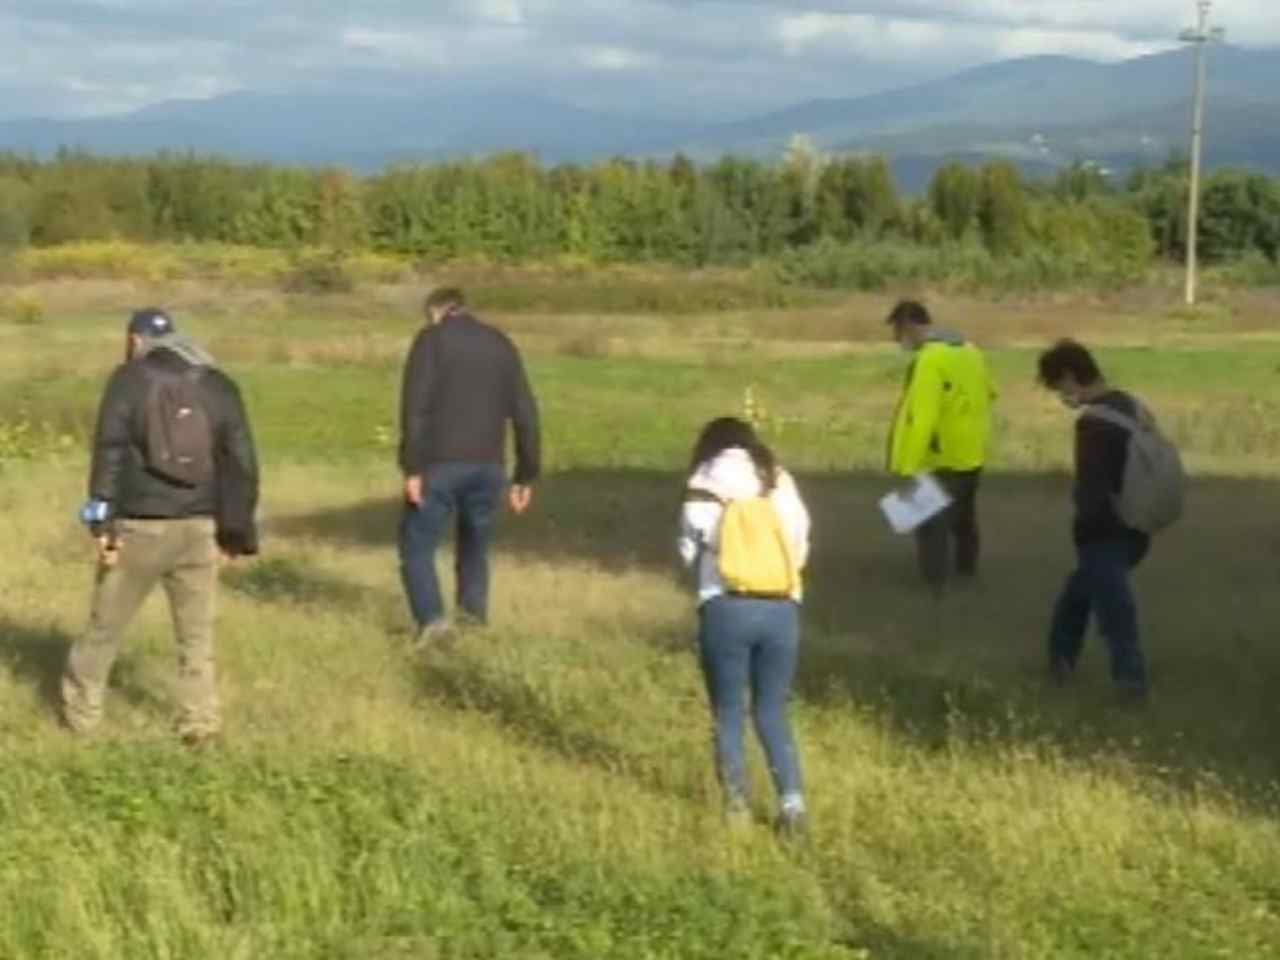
top-left (687, 417), bottom-right (778, 491)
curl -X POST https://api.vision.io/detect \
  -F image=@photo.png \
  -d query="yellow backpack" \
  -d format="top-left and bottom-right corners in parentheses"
top-left (716, 495), bottom-right (799, 597)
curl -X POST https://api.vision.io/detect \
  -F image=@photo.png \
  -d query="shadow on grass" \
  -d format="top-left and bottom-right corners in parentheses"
top-left (108, 653), bottom-right (174, 717)
top-left (222, 556), bottom-right (378, 610)
top-left (221, 554), bottom-right (407, 635)
top-left (416, 646), bottom-right (653, 783)
top-left (834, 919), bottom-right (985, 960)
top-left (0, 616), bottom-right (168, 718)
top-left (270, 468), bottom-right (1280, 802)
top-left (0, 617), bottom-right (70, 710)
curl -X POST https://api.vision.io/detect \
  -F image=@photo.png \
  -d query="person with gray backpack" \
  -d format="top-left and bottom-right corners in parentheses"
top-left (1037, 340), bottom-right (1184, 702)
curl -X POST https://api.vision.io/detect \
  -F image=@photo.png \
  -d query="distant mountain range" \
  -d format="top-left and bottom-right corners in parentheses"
top-left (1, 46), bottom-right (1277, 190)
top-left (0, 87), bottom-right (694, 171)
top-left (692, 47), bottom-right (1280, 188)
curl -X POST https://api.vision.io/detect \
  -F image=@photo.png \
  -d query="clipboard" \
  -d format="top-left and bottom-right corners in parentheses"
top-left (879, 474), bottom-right (952, 534)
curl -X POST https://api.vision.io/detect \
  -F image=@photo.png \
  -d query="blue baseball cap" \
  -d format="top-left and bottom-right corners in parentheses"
top-left (127, 307), bottom-right (175, 338)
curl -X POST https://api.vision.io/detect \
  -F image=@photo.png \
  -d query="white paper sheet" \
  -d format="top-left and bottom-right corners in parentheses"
top-left (879, 473), bottom-right (953, 535)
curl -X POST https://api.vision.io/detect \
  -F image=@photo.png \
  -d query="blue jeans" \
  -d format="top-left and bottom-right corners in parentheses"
top-left (697, 595), bottom-right (804, 810)
top-left (1049, 537), bottom-right (1150, 693)
top-left (398, 463), bottom-right (506, 628)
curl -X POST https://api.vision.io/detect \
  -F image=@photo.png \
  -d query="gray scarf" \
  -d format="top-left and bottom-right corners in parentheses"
top-left (923, 328), bottom-right (966, 348)
top-left (136, 332), bottom-right (216, 368)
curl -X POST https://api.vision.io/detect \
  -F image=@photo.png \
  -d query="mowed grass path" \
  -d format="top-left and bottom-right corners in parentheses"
top-left (2, 293), bottom-right (1280, 957)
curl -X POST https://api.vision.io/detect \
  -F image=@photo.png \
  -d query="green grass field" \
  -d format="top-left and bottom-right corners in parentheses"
top-left (2, 280), bottom-right (1279, 958)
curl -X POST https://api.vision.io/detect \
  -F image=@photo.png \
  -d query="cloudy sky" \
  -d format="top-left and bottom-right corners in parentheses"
top-left (1, 1), bottom-right (1275, 121)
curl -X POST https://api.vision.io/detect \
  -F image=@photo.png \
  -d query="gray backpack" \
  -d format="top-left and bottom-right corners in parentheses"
top-left (1082, 402), bottom-right (1185, 535)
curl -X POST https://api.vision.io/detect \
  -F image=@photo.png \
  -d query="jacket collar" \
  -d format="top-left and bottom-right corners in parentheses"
top-left (920, 327), bottom-right (966, 348)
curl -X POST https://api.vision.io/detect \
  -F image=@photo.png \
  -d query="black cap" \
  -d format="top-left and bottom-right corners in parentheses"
top-left (127, 308), bottom-right (175, 338)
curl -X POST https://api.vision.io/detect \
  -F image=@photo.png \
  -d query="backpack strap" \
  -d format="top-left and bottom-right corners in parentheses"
top-left (684, 478), bottom-right (774, 505)
top-left (1081, 403), bottom-right (1151, 434)
top-left (684, 487), bottom-right (725, 505)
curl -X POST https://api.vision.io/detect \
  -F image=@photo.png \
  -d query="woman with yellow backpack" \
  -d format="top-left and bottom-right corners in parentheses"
top-left (678, 417), bottom-right (811, 837)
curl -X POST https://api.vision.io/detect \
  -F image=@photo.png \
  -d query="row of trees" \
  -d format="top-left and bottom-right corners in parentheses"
top-left (0, 147), bottom-right (1277, 273)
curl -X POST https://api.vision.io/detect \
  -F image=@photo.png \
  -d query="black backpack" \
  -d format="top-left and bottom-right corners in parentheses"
top-left (141, 364), bottom-right (215, 487)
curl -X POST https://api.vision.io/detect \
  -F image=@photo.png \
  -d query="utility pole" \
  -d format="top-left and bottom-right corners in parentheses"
top-left (1179, 0), bottom-right (1225, 306)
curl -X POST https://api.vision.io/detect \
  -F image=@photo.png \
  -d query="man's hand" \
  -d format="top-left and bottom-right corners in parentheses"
top-left (404, 474), bottom-right (424, 507)
top-left (95, 536), bottom-right (120, 568)
top-left (508, 484), bottom-right (533, 515)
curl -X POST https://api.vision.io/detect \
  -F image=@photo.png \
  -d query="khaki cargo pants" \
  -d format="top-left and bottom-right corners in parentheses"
top-left (62, 517), bottom-right (221, 741)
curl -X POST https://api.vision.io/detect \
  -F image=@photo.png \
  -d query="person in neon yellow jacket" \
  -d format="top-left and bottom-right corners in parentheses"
top-left (886, 300), bottom-right (996, 592)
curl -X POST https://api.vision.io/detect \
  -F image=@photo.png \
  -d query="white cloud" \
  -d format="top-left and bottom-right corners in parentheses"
top-left (0, 1), bottom-right (1275, 121)
top-left (993, 28), bottom-right (1165, 61)
top-left (778, 10), bottom-right (1168, 62)
top-left (471, 0), bottom-right (524, 26)
top-left (779, 13), bottom-right (946, 57)
top-left (744, 1), bottom-right (1255, 41)
top-left (340, 27), bottom-right (448, 67)
top-left (580, 45), bottom-right (658, 71)
top-left (61, 73), bottom-right (238, 113)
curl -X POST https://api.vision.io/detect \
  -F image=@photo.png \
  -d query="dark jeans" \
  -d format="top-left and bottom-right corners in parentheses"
top-left (916, 468), bottom-right (982, 589)
top-left (697, 595), bottom-right (804, 810)
top-left (399, 462), bottom-right (506, 628)
top-left (1048, 537), bottom-right (1150, 693)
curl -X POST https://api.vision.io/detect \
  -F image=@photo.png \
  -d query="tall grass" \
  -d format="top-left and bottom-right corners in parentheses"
top-left (1, 288), bottom-right (1279, 956)
top-left (4, 242), bottom-right (1272, 315)
top-left (3, 242), bottom-right (823, 314)
top-left (3, 460), bottom-right (1279, 957)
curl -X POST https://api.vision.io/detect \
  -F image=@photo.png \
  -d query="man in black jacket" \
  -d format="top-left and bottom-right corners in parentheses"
top-left (62, 308), bottom-right (259, 743)
top-left (1038, 340), bottom-right (1149, 700)
top-left (398, 287), bottom-right (540, 643)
